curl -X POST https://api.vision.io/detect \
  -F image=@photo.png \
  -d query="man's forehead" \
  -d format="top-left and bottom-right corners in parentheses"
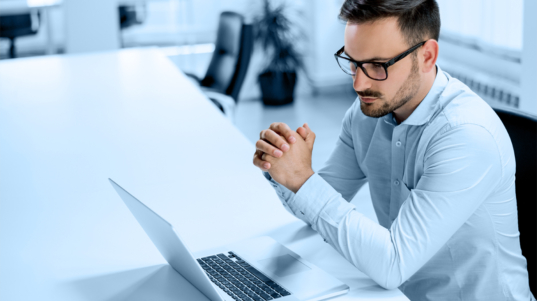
top-left (344, 18), bottom-right (406, 61)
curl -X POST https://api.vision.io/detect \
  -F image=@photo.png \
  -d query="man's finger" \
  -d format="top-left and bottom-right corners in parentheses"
top-left (304, 123), bottom-right (316, 150)
top-left (296, 124), bottom-right (310, 140)
top-left (256, 139), bottom-right (283, 158)
top-left (260, 129), bottom-right (290, 152)
top-left (269, 122), bottom-right (296, 144)
top-left (253, 150), bottom-right (271, 170)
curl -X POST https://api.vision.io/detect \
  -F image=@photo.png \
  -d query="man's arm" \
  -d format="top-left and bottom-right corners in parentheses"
top-left (286, 124), bottom-right (502, 289)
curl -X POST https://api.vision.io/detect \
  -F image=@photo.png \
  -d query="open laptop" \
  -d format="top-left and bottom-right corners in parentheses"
top-left (109, 179), bottom-right (349, 301)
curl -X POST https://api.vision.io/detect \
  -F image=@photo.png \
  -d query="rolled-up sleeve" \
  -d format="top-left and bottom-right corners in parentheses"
top-left (285, 124), bottom-right (502, 289)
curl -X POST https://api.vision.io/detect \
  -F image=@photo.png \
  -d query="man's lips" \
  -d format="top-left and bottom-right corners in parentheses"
top-left (360, 97), bottom-right (377, 103)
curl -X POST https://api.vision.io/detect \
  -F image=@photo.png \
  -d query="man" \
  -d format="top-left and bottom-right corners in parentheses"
top-left (252, 0), bottom-right (534, 300)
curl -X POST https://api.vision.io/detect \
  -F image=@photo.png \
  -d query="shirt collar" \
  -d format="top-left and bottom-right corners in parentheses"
top-left (384, 65), bottom-right (448, 126)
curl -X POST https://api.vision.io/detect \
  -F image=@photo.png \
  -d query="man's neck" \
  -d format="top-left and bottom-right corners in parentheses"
top-left (393, 68), bottom-right (437, 124)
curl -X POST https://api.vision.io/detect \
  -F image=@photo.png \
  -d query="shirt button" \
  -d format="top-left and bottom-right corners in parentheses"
top-left (394, 180), bottom-right (400, 185)
top-left (300, 211), bottom-right (305, 215)
top-left (396, 141), bottom-right (402, 147)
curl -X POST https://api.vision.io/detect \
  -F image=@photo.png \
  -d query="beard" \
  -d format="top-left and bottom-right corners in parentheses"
top-left (358, 57), bottom-right (421, 118)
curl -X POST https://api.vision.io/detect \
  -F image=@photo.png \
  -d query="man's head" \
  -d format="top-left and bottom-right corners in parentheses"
top-left (338, 0), bottom-right (440, 120)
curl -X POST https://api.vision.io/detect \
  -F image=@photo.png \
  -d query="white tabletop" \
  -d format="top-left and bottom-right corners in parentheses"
top-left (0, 48), bottom-right (408, 301)
top-left (0, 0), bottom-right (61, 15)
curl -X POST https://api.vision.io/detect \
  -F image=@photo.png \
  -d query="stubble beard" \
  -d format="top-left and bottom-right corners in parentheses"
top-left (360, 57), bottom-right (421, 118)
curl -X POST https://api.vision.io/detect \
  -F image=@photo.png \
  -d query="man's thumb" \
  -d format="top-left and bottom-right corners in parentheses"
top-left (304, 123), bottom-right (315, 149)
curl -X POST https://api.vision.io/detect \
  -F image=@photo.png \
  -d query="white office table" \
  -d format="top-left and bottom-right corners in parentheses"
top-left (0, 48), bottom-right (408, 301)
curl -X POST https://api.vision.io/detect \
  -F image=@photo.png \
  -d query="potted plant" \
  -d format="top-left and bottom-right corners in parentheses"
top-left (254, 0), bottom-right (306, 105)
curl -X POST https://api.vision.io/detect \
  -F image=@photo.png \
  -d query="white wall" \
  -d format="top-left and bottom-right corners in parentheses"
top-left (64, 0), bottom-right (119, 54)
top-left (303, 0), bottom-right (350, 90)
top-left (520, 0), bottom-right (537, 115)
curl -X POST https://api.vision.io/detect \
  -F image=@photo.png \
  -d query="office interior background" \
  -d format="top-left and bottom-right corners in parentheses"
top-left (1, 0), bottom-right (537, 300)
top-left (1, 0), bottom-right (536, 251)
top-left (1, 0), bottom-right (535, 168)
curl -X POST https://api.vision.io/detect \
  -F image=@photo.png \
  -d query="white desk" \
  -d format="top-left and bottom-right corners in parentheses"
top-left (0, 48), bottom-right (408, 301)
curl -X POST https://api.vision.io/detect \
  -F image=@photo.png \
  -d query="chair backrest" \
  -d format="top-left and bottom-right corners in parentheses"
top-left (493, 106), bottom-right (537, 294)
top-left (225, 23), bottom-right (253, 101)
top-left (118, 5), bottom-right (143, 30)
top-left (201, 12), bottom-right (253, 102)
top-left (0, 13), bottom-right (39, 39)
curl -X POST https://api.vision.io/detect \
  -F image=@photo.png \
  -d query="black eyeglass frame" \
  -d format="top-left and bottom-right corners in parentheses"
top-left (334, 41), bottom-right (427, 81)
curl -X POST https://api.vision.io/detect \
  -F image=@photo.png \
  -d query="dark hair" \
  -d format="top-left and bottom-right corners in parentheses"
top-left (339, 0), bottom-right (440, 46)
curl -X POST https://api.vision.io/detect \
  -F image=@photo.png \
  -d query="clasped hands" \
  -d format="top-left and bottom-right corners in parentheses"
top-left (253, 122), bottom-right (316, 193)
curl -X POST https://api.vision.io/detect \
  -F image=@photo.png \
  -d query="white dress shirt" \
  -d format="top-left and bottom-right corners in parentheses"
top-left (264, 66), bottom-right (534, 300)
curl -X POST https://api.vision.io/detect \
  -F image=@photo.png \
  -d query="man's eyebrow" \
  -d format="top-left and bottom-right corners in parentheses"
top-left (343, 51), bottom-right (390, 62)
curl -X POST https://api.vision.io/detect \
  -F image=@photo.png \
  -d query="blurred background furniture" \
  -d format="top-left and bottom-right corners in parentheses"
top-left (0, 12), bottom-right (40, 58)
top-left (186, 11), bottom-right (253, 122)
top-left (493, 105), bottom-right (537, 295)
top-left (118, 3), bottom-right (146, 47)
top-left (119, 5), bottom-right (142, 30)
top-left (0, 0), bottom-right (61, 57)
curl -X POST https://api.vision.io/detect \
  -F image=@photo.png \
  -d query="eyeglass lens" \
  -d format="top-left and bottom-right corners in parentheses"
top-left (336, 56), bottom-right (387, 80)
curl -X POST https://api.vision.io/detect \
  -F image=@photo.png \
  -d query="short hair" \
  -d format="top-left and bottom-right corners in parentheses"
top-left (339, 0), bottom-right (441, 46)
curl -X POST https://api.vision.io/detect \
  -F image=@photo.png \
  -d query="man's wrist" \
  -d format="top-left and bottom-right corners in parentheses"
top-left (289, 169), bottom-right (315, 193)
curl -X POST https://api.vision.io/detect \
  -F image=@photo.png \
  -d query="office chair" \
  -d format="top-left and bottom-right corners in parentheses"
top-left (493, 105), bottom-right (537, 295)
top-left (118, 5), bottom-right (145, 30)
top-left (0, 11), bottom-right (40, 59)
top-left (118, 5), bottom-right (146, 48)
top-left (187, 12), bottom-right (254, 122)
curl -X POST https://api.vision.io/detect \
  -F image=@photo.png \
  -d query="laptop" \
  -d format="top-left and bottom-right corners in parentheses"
top-left (109, 179), bottom-right (349, 301)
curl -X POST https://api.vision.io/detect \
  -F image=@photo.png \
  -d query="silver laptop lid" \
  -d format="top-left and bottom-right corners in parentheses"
top-left (109, 178), bottom-right (223, 301)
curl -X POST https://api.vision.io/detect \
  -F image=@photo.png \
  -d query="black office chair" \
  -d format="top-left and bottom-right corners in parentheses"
top-left (493, 105), bottom-right (537, 295)
top-left (118, 5), bottom-right (146, 48)
top-left (0, 12), bottom-right (40, 59)
top-left (118, 5), bottom-right (144, 30)
top-left (187, 11), bottom-right (254, 121)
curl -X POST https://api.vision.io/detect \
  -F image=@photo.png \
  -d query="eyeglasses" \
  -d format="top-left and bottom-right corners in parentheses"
top-left (334, 41), bottom-right (426, 81)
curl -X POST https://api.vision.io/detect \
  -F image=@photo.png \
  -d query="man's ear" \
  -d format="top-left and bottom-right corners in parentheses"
top-left (421, 39), bottom-right (439, 73)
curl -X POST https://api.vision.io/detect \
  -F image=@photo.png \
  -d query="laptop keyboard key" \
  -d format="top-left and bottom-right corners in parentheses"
top-left (279, 290), bottom-right (290, 296)
top-left (245, 267), bottom-right (270, 282)
top-left (269, 292), bottom-right (280, 298)
top-left (258, 292), bottom-right (273, 300)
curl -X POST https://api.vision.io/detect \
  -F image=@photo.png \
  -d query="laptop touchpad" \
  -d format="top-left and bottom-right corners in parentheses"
top-left (257, 254), bottom-right (311, 277)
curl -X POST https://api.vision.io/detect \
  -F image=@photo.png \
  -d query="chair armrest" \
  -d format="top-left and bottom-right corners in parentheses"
top-left (184, 72), bottom-right (202, 85)
top-left (203, 89), bottom-right (236, 123)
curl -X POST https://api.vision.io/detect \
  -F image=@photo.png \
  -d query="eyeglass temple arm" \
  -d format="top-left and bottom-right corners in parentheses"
top-left (386, 41), bottom-right (427, 67)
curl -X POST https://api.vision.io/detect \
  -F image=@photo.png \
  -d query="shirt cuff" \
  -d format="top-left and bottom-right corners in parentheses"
top-left (290, 172), bottom-right (342, 227)
top-left (262, 171), bottom-right (295, 212)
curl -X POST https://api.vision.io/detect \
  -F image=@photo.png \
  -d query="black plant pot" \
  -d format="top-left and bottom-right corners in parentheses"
top-left (258, 71), bottom-right (297, 105)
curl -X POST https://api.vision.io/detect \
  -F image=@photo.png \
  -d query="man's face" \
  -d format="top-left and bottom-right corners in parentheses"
top-left (344, 18), bottom-right (422, 118)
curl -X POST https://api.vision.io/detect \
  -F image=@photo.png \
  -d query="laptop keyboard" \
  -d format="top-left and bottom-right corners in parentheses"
top-left (197, 251), bottom-right (291, 301)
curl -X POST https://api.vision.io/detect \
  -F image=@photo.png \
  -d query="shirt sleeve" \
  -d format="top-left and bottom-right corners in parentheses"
top-left (287, 124), bottom-right (502, 290)
top-left (262, 102), bottom-right (367, 223)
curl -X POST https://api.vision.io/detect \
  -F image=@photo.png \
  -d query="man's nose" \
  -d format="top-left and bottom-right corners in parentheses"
top-left (352, 67), bottom-right (373, 92)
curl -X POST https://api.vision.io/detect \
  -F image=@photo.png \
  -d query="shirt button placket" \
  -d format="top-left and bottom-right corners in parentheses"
top-left (390, 127), bottom-right (406, 222)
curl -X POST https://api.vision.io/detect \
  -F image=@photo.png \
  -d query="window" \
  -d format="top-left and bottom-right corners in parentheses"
top-left (437, 0), bottom-right (523, 55)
